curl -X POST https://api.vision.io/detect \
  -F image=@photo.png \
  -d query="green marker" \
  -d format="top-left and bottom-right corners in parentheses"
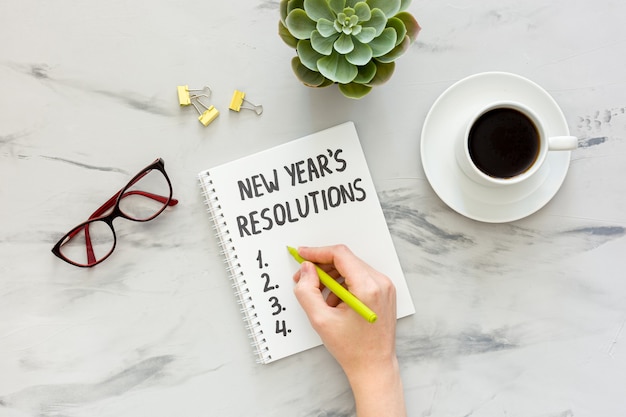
top-left (287, 246), bottom-right (378, 324)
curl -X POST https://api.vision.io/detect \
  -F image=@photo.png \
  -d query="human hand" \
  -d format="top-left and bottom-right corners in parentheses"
top-left (292, 245), bottom-right (406, 417)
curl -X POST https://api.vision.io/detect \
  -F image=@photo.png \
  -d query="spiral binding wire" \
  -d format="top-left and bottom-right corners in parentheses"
top-left (198, 171), bottom-right (272, 364)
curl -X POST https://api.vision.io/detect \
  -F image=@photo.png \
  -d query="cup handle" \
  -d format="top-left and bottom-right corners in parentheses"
top-left (548, 135), bottom-right (578, 151)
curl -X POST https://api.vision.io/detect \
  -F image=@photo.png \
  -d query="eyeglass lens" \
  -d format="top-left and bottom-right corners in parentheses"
top-left (57, 220), bottom-right (116, 266)
top-left (118, 167), bottom-right (172, 221)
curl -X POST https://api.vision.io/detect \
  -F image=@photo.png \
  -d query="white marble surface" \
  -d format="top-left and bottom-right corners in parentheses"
top-left (1, 1), bottom-right (625, 416)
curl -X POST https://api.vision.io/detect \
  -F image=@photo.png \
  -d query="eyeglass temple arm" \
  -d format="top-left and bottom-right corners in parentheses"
top-left (80, 190), bottom-right (178, 264)
top-left (84, 222), bottom-right (97, 265)
top-left (68, 188), bottom-right (178, 264)
top-left (86, 168), bottom-right (178, 221)
top-left (88, 190), bottom-right (178, 221)
top-left (82, 190), bottom-right (123, 265)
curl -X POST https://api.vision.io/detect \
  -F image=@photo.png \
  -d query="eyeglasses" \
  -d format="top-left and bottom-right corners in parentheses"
top-left (52, 158), bottom-right (178, 267)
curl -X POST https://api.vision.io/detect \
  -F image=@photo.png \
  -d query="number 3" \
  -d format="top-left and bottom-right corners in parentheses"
top-left (269, 296), bottom-right (284, 315)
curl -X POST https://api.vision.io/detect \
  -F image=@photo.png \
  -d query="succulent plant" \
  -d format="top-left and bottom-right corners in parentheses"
top-left (279, 0), bottom-right (420, 99)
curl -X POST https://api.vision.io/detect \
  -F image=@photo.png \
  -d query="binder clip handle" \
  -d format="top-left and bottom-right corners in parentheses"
top-left (243, 99), bottom-right (264, 115)
top-left (229, 90), bottom-right (263, 115)
top-left (177, 85), bottom-right (213, 106)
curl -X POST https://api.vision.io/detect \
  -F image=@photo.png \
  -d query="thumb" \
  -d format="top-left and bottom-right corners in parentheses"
top-left (293, 262), bottom-right (329, 323)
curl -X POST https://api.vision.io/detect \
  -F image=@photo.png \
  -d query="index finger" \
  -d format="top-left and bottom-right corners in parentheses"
top-left (297, 245), bottom-right (373, 285)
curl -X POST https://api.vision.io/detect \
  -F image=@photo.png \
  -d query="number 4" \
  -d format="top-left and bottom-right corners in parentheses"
top-left (275, 320), bottom-right (291, 336)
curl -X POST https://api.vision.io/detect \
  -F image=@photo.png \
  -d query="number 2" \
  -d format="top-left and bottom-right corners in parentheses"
top-left (262, 273), bottom-right (277, 292)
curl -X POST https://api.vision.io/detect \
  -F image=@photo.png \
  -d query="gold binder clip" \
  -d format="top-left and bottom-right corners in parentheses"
top-left (229, 90), bottom-right (263, 115)
top-left (177, 85), bottom-right (212, 106)
top-left (191, 96), bottom-right (220, 126)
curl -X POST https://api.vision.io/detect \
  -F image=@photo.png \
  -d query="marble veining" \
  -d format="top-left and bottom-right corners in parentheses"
top-left (0, 356), bottom-right (175, 414)
top-left (38, 156), bottom-right (131, 174)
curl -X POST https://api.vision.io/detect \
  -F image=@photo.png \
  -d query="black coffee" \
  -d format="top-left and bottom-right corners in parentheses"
top-left (468, 108), bottom-right (540, 178)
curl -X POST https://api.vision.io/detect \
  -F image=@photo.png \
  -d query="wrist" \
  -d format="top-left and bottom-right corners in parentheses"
top-left (346, 354), bottom-right (400, 390)
top-left (345, 356), bottom-right (407, 417)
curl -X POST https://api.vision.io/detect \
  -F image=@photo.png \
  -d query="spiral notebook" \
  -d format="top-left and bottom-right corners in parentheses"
top-left (198, 122), bottom-right (415, 364)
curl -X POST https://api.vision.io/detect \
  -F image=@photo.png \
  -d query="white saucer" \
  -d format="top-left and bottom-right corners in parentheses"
top-left (420, 72), bottom-right (572, 223)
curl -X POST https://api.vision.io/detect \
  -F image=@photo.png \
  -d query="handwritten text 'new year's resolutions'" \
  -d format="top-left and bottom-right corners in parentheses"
top-left (234, 148), bottom-right (367, 238)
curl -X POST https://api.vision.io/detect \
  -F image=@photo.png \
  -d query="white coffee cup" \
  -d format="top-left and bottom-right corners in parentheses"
top-left (456, 101), bottom-right (578, 186)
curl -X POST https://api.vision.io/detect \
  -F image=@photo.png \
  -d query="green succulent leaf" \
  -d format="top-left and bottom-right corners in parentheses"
top-left (386, 17), bottom-right (407, 46)
top-left (376, 34), bottom-right (410, 63)
top-left (338, 82), bottom-right (372, 99)
top-left (334, 33), bottom-right (355, 54)
top-left (395, 11), bottom-right (420, 43)
top-left (369, 27), bottom-right (397, 57)
top-left (317, 18), bottom-right (339, 37)
top-left (353, 26), bottom-right (377, 43)
top-left (318, 51), bottom-right (358, 83)
top-left (366, 0), bottom-right (401, 18)
top-left (366, 60), bottom-right (395, 86)
top-left (279, 21), bottom-right (299, 48)
top-left (311, 29), bottom-right (339, 55)
top-left (361, 8), bottom-right (387, 37)
top-left (352, 60), bottom-right (377, 83)
top-left (297, 39), bottom-right (324, 71)
top-left (348, 13), bottom-right (359, 27)
top-left (280, 0), bottom-right (418, 99)
top-left (287, 0), bottom-right (305, 12)
top-left (399, 0), bottom-right (412, 12)
top-left (286, 0), bottom-right (305, 20)
top-left (286, 9), bottom-right (317, 39)
top-left (354, 2), bottom-right (372, 21)
top-left (329, 0), bottom-right (346, 14)
top-left (345, 38), bottom-right (373, 65)
top-left (280, 0), bottom-right (289, 24)
top-left (291, 56), bottom-right (327, 87)
top-left (303, 0), bottom-right (335, 22)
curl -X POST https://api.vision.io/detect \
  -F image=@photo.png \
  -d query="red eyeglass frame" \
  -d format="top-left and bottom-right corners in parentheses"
top-left (51, 158), bottom-right (179, 267)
